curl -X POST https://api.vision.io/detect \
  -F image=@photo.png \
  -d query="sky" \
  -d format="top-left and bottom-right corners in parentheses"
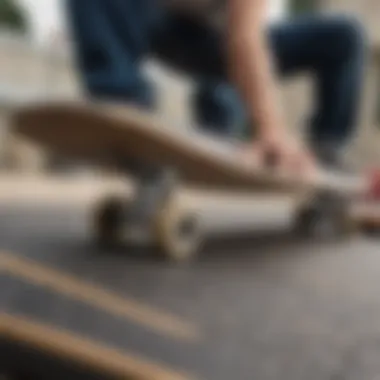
top-left (17, 0), bottom-right (288, 45)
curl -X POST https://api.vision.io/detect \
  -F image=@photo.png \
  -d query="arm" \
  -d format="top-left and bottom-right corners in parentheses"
top-left (227, 0), bottom-right (285, 141)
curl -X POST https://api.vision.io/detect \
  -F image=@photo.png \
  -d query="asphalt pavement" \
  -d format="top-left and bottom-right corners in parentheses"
top-left (1, 176), bottom-right (380, 380)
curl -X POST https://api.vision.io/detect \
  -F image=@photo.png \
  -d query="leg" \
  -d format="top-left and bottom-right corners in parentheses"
top-left (152, 12), bottom-right (367, 154)
top-left (65, 0), bottom-right (158, 107)
top-left (151, 12), bottom-right (247, 136)
top-left (268, 15), bottom-right (367, 165)
top-left (67, 3), bottom-right (244, 134)
top-left (271, 17), bottom-right (367, 237)
top-left (151, 11), bottom-right (227, 79)
top-left (191, 80), bottom-right (247, 137)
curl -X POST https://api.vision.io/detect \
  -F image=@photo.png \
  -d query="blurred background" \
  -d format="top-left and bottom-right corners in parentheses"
top-left (1, 0), bottom-right (380, 174)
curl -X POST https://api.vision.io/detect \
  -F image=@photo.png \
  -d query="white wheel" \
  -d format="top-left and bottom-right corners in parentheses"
top-left (93, 195), bottom-right (130, 248)
top-left (154, 197), bottom-right (203, 263)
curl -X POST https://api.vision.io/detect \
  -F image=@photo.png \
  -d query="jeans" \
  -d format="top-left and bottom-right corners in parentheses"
top-left (65, 0), bottom-right (367, 149)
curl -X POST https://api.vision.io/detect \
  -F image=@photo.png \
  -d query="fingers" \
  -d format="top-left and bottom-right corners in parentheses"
top-left (261, 141), bottom-right (294, 173)
top-left (263, 142), bottom-right (317, 178)
top-left (240, 137), bottom-right (319, 179)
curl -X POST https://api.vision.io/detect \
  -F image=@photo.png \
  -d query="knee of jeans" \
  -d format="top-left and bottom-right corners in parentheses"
top-left (192, 82), bottom-right (245, 131)
top-left (334, 16), bottom-right (367, 59)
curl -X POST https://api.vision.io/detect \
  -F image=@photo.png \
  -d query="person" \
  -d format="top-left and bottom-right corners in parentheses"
top-left (64, 0), bottom-right (367, 174)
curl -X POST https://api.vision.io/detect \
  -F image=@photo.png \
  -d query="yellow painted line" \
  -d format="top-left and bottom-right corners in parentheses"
top-left (0, 313), bottom-right (197, 380)
top-left (0, 252), bottom-right (201, 343)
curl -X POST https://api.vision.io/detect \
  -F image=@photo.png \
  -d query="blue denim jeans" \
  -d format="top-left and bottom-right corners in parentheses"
top-left (65, 0), bottom-right (367, 149)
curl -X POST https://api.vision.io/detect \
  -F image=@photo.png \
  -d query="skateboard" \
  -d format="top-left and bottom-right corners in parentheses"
top-left (11, 101), bottom-right (380, 262)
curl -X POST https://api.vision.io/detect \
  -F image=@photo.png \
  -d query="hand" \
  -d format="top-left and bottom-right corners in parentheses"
top-left (242, 128), bottom-right (318, 178)
top-left (262, 130), bottom-right (316, 173)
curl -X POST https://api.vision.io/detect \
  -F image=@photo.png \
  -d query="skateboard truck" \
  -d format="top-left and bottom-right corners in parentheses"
top-left (293, 168), bottom-right (380, 239)
top-left (294, 190), bottom-right (354, 240)
top-left (94, 157), bottom-right (203, 262)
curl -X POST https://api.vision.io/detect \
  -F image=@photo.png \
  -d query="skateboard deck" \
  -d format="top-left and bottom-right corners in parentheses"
top-left (11, 101), bottom-right (367, 196)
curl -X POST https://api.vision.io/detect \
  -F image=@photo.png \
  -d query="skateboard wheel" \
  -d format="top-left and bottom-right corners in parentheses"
top-left (154, 198), bottom-right (203, 263)
top-left (362, 224), bottom-right (377, 235)
top-left (360, 220), bottom-right (380, 236)
top-left (294, 195), bottom-right (354, 240)
top-left (93, 195), bottom-right (130, 248)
